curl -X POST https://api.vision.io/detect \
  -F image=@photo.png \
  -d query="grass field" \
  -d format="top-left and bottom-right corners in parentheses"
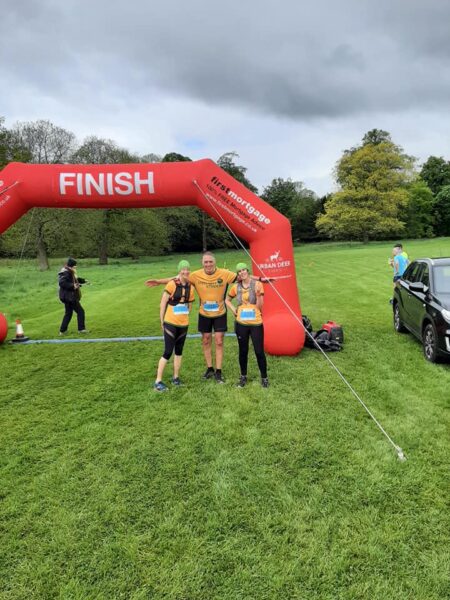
top-left (1, 239), bottom-right (449, 599)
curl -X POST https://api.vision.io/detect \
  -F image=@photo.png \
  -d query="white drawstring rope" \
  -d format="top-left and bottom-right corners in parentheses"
top-left (193, 179), bottom-right (406, 461)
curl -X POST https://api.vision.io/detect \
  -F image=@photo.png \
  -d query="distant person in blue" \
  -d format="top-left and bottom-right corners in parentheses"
top-left (392, 244), bottom-right (409, 282)
top-left (389, 244), bottom-right (409, 304)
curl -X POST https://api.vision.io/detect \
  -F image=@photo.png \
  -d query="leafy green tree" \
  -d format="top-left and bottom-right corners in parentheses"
top-left (420, 156), bottom-right (450, 196)
top-left (290, 192), bottom-right (322, 241)
top-left (140, 153), bottom-right (162, 163)
top-left (317, 132), bottom-right (415, 242)
top-left (0, 117), bottom-right (32, 169)
top-left (362, 129), bottom-right (392, 146)
top-left (71, 136), bottom-right (140, 165)
top-left (405, 180), bottom-right (434, 238)
top-left (12, 119), bottom-right (77, 164)
top-left (433, 185), bottom-right (450, 236)
top-left (262, 178), bottom-right (320, 241)
top-left (217, 152), bottom-right (258, 194)
top-left (161, 152), bottom-right (191, 163)
top-left (262, 178), bottom-right (298, 215)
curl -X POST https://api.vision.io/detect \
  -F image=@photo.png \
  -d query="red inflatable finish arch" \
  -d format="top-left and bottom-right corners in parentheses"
top-left (0, 159), bottom-right (304, 354)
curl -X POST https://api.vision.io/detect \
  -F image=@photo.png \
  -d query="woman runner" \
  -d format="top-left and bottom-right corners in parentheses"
top-left (226, 262), bottom-right (269, 388)
top-left (154, 260), bottom-right (195, 391)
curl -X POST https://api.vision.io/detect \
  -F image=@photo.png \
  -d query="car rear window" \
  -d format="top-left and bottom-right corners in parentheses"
top-left (433, 266), bottom-right (450, 293)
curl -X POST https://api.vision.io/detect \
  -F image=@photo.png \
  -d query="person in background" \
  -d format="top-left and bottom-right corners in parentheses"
top-left (153, 260), bottom-right (195, 391)
top-left (58, 257), bottom-right (89, 335)
top-left (389, 244), bottom-right (409, 303)
top-left (226, 262), bottom-right (269, 388)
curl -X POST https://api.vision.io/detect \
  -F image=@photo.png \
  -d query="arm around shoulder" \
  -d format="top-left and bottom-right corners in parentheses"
top-left (145, 276), bottom-right (175, 287)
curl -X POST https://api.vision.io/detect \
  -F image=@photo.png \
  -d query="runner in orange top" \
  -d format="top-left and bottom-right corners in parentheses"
top-left (226, 262), bottom-right (269, 388)
top-left (153, 260), bottom-right (195, 391)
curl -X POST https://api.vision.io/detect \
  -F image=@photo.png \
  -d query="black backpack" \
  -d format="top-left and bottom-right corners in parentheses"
top-left (313, 330), bottom-right (343, 352)
top-left (302, 315), bottom-right (344, 352)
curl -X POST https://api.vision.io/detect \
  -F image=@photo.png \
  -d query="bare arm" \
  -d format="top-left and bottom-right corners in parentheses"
top-left (145, 276), bottom-right (176, 287)
top-left (250, 274), bottom-right (274, 283)
top-left (225, 297), bottom-right (237, 317)
top-left (256, 294), bottom-right (264, 312)
top-left (159, 291), bottom-right (170, 328)
top-left (393, 259), bottom-right (399, 275)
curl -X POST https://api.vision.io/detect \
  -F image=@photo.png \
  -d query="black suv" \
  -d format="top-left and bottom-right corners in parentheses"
top-left (393, 258), bottom-right (450, 362)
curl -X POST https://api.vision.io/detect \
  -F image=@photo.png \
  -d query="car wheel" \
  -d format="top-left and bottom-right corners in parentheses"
top-left (422, 322), bottom-right (440, 363)
top-left (393, 303), bottom-right (407, 333)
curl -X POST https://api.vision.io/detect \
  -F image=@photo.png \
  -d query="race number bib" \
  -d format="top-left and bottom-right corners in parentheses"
top-left (173, 304), bottom-right (189, 315)
top-left (203, 301), bottom-right (219, 313)
top-left (240, 309), bottom-right (256, 321)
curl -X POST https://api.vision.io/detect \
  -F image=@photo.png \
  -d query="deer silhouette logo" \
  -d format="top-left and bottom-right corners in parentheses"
top-left (270, 250), bottom-right (280, 261)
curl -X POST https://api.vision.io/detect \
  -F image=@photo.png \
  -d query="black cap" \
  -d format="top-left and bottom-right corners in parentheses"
top-left (67, 257), bottom-right (77, 267)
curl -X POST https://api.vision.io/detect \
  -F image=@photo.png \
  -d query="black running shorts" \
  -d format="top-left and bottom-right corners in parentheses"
top-left (198, 313), bottom-right (228, 333)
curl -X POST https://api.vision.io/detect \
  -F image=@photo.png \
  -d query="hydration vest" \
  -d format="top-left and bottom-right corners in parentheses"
top-left (168, 280), bottom-right (191, 306)
top-left (236, 279), bottom-right (257, 305)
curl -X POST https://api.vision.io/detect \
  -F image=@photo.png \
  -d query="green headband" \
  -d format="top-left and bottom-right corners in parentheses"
top-left (236, 262), bottom-right (248, 272)
top-left (178, 260), bottom-right (190, 271)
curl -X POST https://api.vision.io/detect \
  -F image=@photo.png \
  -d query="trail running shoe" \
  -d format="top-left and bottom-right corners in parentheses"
top-left (261, 378), bottom-right (269, 388)
top-left (171, 377), bottom-right (182, 386)
top-left (153, 381), bottom-right (168, 392)
top-left (202, 367), bottom-right (215, 380)
top-left (237, 375), bottom-right (247, 388)
top-left (215, 370), bottom-right (225, 384)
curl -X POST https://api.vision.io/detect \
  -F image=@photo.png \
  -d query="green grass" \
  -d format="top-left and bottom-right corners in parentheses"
top-left (0, 240), bottom-right (449, 599)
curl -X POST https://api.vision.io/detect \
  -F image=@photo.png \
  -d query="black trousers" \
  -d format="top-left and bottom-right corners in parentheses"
top-left (235, 322), bottom-right (267, 378)
top-left (60, 301), bottom-right (86, 332)
top-left (162, 323), bottom-right (188, 359)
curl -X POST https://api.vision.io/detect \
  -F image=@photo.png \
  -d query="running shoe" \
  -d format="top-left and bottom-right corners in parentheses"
top-left (153, 381), bottom-right (168, 392)
top-left (236, 375), bottom-right (247, 388)
top-left (215, 370), bottom-right (225, 384)
top-left (78, 329), bottom-right (90, 333)
top-left (202, 367), bottom-right (215, 380)
top-left (171, 377), bottom-right (182, 386)
top-left (261, 378), bottom-right (269, 388)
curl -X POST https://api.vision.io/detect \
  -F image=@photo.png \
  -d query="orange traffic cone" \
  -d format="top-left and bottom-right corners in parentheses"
top-left (11, 319), bottom-right (29, 343)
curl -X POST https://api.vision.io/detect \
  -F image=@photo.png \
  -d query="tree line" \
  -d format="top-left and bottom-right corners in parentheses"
top-left (1, 119), bottom-right (449, 269)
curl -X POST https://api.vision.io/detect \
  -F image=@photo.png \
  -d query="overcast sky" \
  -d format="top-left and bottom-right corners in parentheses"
top-left (2, 0), bottom-right (450, 196)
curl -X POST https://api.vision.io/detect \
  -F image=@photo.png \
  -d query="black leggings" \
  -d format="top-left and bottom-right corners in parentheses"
top-left (163, 323), bottom-right (188, 360)
top-left (60, 301), bottom-right (85, 332)
top-left (235, 322), bottom-right (267, 378)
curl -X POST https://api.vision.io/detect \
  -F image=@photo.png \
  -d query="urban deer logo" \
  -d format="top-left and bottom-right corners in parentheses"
top-left (258, 250), bottom-right (291, 271)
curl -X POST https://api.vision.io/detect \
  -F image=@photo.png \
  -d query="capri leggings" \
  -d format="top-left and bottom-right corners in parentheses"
top-left (235, 322), bottom-right (267, 378)
top-left (162, 323), bottom-right (188, 360)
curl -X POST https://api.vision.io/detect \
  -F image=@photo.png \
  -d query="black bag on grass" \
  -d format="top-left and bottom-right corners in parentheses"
top-left (313, 329), bottom-right (343, 352)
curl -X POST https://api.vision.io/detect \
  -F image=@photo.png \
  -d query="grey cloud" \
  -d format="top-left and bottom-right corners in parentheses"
top-left (1, 0), bottom-right (450, 121)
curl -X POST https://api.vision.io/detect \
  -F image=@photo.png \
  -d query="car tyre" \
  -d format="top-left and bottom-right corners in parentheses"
top-left (422, 322), bottom-right (440, 363)
top-left (393, 303), bottom-right (407, 333)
